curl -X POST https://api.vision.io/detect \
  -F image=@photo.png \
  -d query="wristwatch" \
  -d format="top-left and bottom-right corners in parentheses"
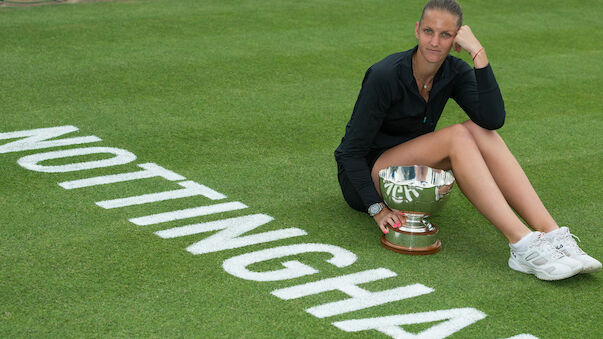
top-left (368, 202), bottom-right (385, 217)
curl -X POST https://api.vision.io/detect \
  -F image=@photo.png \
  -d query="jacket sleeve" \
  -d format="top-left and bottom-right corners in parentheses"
top-left (338, 66), bottom-right (396, 210)
top-left (452, 63), bottom-right (505, 130)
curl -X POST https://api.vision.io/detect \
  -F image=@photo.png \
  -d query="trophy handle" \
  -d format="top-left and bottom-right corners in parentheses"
top-left (422, 218), bottom-right (435, 232)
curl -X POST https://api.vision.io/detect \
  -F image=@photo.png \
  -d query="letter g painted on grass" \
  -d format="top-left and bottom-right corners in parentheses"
top-left (222, 243), bottom-right (357, 282)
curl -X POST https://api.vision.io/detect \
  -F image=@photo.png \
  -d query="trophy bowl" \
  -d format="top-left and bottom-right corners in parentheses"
top-left (378, 165), bottom-right (455, 255)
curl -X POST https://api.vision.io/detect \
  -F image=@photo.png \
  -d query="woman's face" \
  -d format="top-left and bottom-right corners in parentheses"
top-left (414, 9), bottom-right (459, 64)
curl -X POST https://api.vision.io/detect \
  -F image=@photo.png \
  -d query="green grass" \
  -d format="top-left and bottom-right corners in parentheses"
top-left (1, 0), bottom-right (602, 338)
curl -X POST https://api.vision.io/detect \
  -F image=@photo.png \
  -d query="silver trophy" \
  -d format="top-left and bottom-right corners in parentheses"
top-left (379, 165), bottom-right (455, 255)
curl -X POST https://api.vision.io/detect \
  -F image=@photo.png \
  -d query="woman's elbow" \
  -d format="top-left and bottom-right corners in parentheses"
top-left (478, 109), bottom-right (505, 130)
top-left (485, 115), bottom-right (505, 130)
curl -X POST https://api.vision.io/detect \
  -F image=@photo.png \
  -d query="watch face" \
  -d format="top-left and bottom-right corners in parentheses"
top-left (369, 203), bottom-right (382, 215)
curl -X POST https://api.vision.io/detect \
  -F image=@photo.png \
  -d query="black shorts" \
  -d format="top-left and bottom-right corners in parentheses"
top-left (336, 151), bottom-right (383, 213)
top-left (337, 168), bottom-right (365, 212)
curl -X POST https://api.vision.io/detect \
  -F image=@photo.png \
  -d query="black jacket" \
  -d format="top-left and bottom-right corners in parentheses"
top-left (334, 46), bottom-right (505, 211)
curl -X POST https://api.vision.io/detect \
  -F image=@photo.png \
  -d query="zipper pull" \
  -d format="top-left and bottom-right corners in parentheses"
top-left (423, 116), bottom-right (427, 123)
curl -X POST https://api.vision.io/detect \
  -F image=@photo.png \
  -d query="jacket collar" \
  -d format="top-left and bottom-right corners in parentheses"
top-left (399, 45), bottom-right (459, 98)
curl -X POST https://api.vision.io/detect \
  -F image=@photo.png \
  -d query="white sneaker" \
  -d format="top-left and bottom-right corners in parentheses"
top-left (543, 227), bottom-right (602, 273)
top-left (508, 232), bottom-right (582, 280)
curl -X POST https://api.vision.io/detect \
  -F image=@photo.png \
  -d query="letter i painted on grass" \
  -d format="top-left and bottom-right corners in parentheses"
top-left (96, 180), bottom-right (226, 209)
top-left (129, 202), bottom-right (249, 226)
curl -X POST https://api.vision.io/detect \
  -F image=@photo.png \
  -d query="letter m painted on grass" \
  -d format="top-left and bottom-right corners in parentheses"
top-left (0, 125), bottom-right (101, 153)
top-left (154, 214), bottom-right (307, 255)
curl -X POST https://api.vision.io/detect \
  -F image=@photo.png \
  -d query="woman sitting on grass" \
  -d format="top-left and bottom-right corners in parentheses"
top-left (334, 0), bottom-right (600, 280)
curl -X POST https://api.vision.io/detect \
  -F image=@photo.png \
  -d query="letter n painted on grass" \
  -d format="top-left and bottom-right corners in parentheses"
top-left (222, 243), bottom-right (357, 282)
top-left (332, 308), bottom-right (487, 339)
top-left (0, 125), bottom-right (101, 153)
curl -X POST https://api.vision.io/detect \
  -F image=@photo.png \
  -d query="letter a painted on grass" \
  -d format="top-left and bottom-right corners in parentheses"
top-left (154, 214), bottom-right (307, 255)
top-left (332, 308), bottom-right (487, 339)
top-left (0, 125), bottom-right (101, 153)
top-left (222, 243), bottom-right (357, 282)
top-left (272, 268), bottom-right (433, 318)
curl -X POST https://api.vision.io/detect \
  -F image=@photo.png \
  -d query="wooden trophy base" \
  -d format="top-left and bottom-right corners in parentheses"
top-left (381, 235), bottom-right (441, 255)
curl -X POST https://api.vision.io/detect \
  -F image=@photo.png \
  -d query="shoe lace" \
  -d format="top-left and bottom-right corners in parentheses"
top-left (559, 229), bottom-right (585, 255)
top-left (532, 235), bottom-right (564, 259)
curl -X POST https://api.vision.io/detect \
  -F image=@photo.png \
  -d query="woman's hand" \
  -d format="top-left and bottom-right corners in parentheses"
top-left (453, 25), bottom-right (481, 55)
top-left (373, 208), bottom-right (407, 234)
top-left (453, 25), bottom-right (488, 68)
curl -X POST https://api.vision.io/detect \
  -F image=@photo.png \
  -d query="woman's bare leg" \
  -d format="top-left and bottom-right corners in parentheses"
top-left (371, 123), bottom-right (531, 243)
top-left (461, 121), bottom-right (559, 233)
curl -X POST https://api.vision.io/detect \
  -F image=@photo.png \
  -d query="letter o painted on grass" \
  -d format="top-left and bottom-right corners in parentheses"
top-left (17, 147), bottom-right (136, 173)
top-left (222, 243), bottom-right (357, 282)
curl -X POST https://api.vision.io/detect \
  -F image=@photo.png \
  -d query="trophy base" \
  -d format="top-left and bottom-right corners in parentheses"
top-left (380, 225), bottom-right (441, 255)
top-left (381, 237), bottom-right (441, 255)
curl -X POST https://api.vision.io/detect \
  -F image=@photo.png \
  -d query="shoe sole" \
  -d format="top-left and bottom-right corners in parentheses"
top-left (580, 265), bottom-right (602, 274)
top-left (508, 257), bottom-right (581, 281)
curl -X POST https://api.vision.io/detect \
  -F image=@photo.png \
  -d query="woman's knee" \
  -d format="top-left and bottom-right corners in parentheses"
top-left (447, 123), bottom-right (476, 146)
top-left (462, 120), bottom-right (500, 138)
top-left (441, 123), bottom-right (482, 159)
top-left (461, 120), bottom-right (506, 148)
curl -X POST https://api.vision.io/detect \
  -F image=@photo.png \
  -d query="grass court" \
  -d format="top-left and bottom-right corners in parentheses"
top-left (1, 0), bottom-right (601, 337)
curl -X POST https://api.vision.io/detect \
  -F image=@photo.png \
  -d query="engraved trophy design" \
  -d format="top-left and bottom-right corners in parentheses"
top-left (379, 165), bottom-right (455, 255)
